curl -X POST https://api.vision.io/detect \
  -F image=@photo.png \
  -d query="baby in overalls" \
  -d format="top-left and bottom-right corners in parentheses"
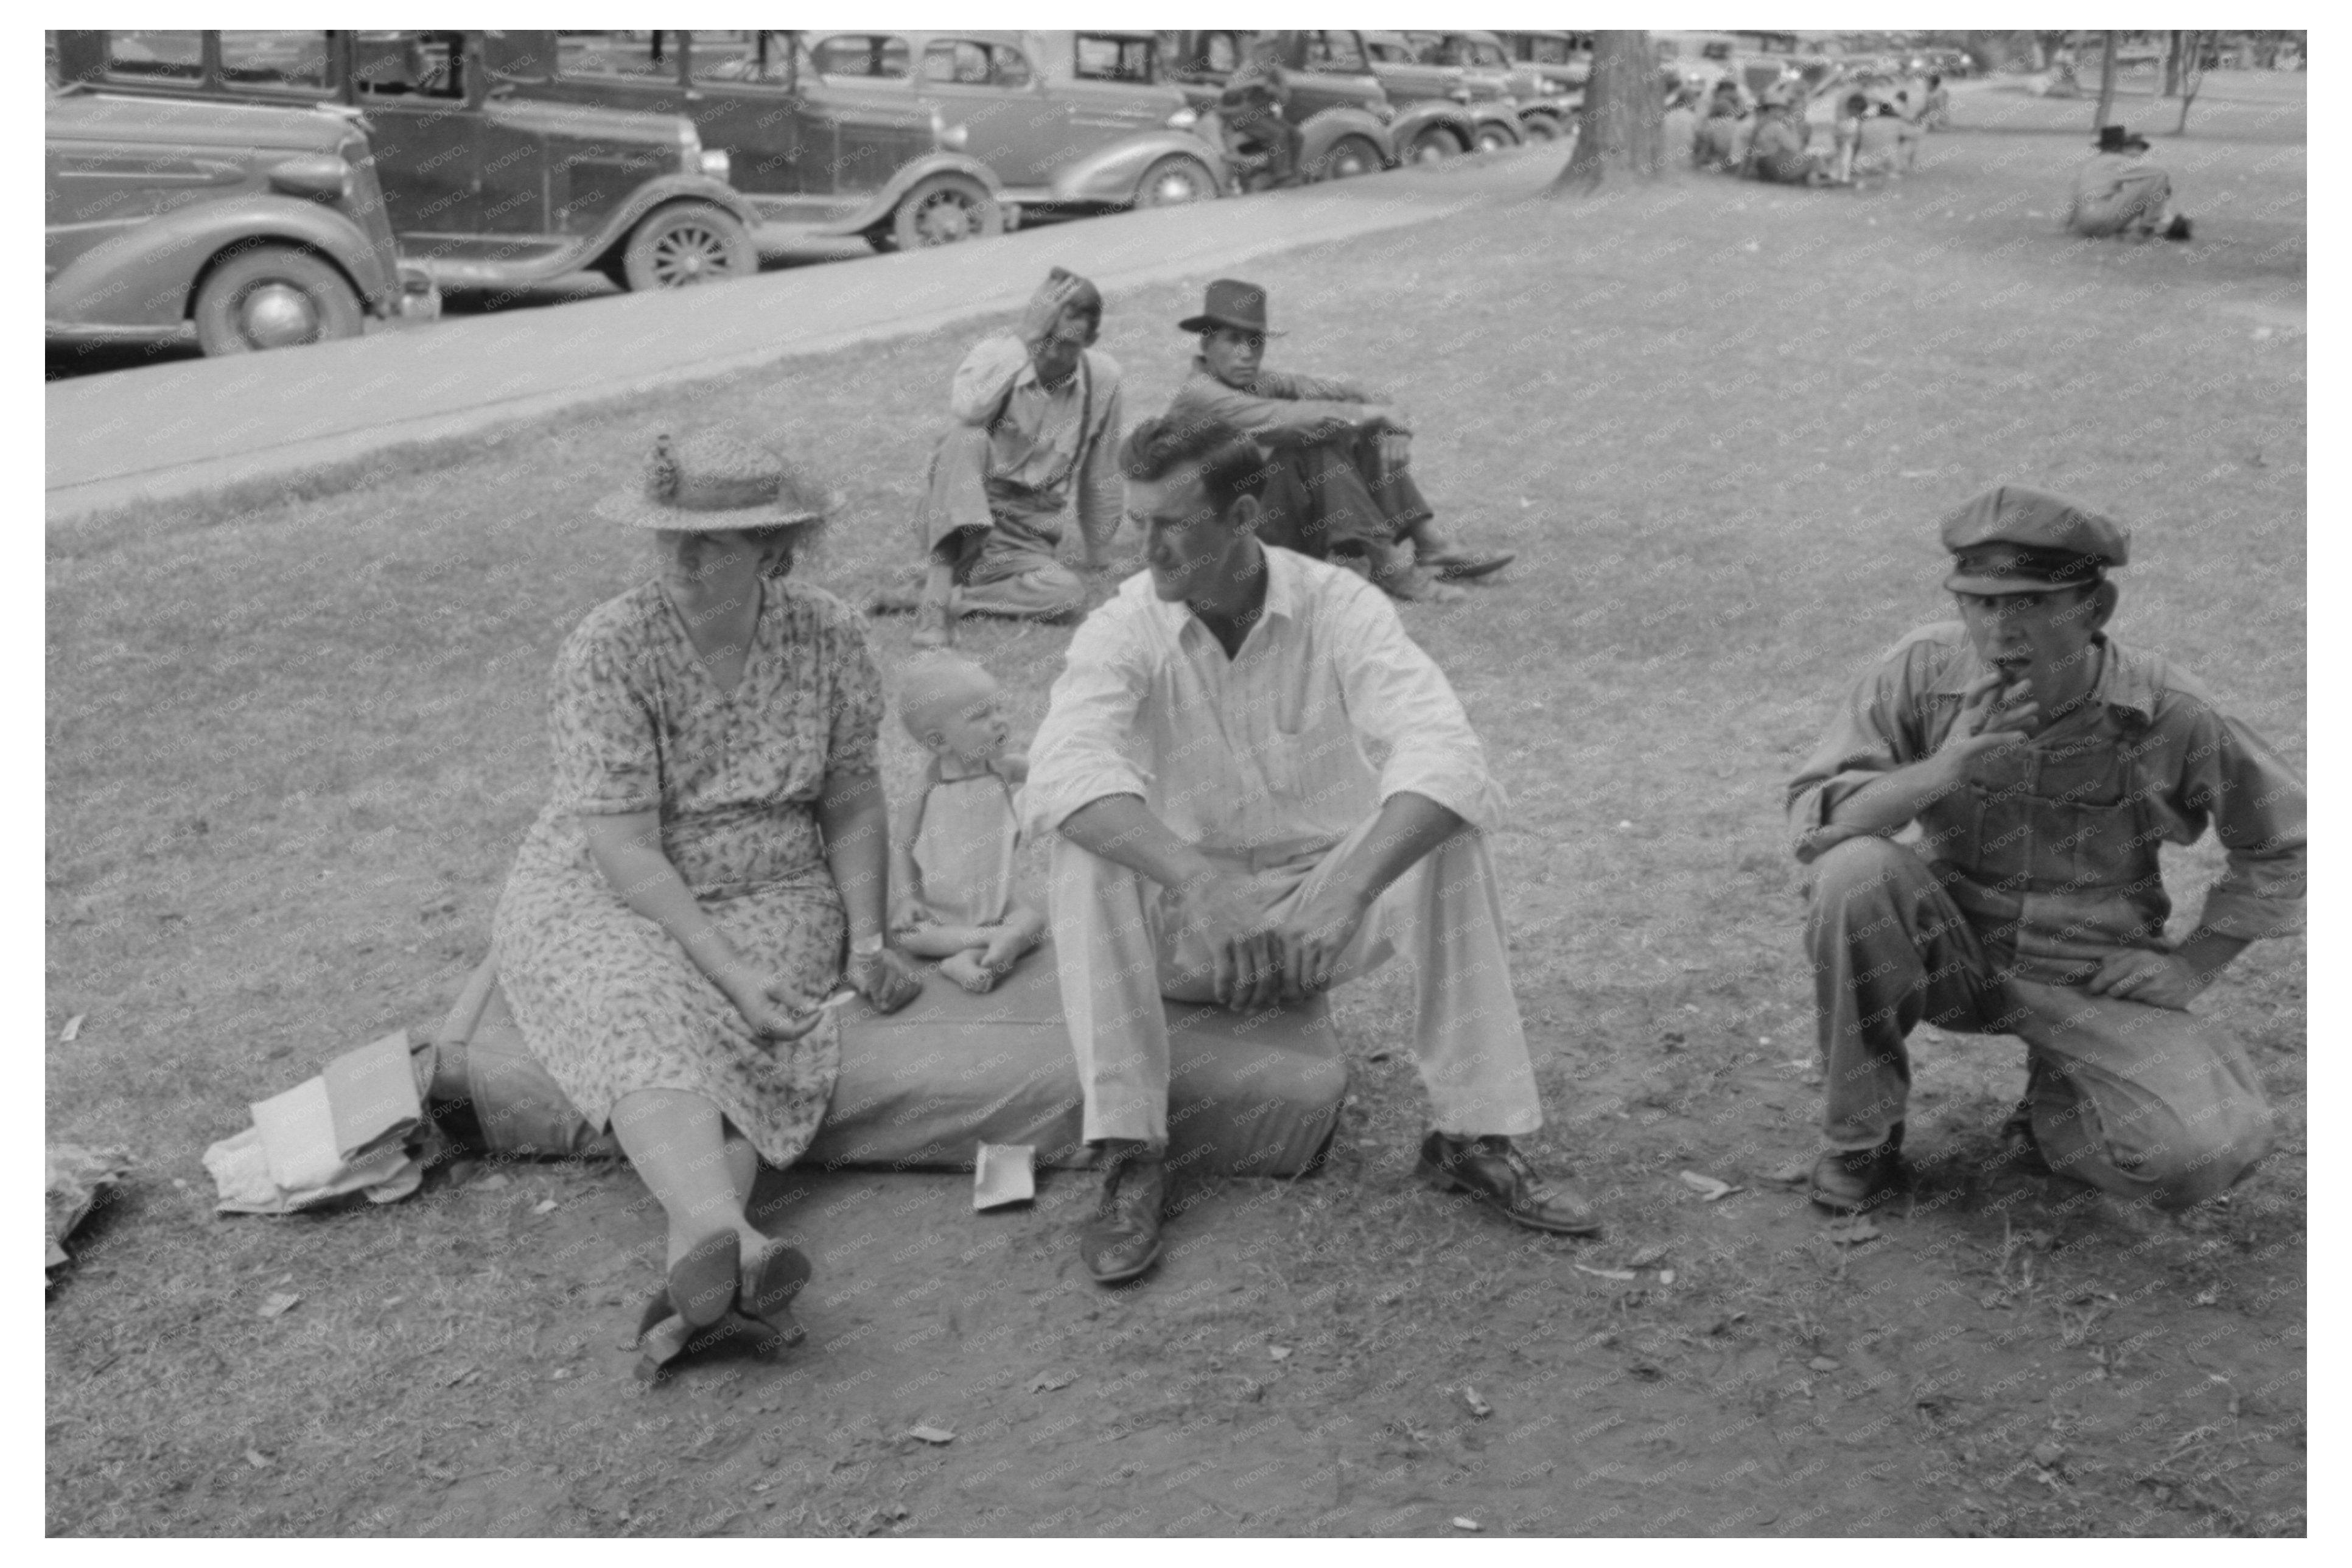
top-left (889, 654), bottom-right (1047, 993)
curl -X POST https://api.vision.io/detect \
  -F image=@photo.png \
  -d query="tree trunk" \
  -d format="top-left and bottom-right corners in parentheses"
top-left (1549, 30), bottom-right (1662, 194)
top-left (2161, 31), bottom-right (2182, 98)
top-left (2093, 30), bottom-right (2119, 128)
top-left (2176, 32), bottom-right (2205, 134)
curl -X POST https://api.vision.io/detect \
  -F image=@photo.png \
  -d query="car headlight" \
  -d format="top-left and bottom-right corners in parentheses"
top-left (698, 149), bottom-right (731, 181)
top-left (267, 155), bottom-right (354, 204)
top-left (1166, 105), bottom-right (1198, 129)
top-left (939, 121), bottom-right (969, 150)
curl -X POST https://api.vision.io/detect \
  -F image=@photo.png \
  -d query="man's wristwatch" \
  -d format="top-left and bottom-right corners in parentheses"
top-left (850, 933), bottom-right (885, 959)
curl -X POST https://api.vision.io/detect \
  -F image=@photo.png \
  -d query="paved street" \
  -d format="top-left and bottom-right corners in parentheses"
top-left (45, 154), bottom-right (1553, 527)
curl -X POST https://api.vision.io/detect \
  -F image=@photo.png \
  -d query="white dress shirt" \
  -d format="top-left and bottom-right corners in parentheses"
top-left (1023, 545), bottom-right (1508, 850)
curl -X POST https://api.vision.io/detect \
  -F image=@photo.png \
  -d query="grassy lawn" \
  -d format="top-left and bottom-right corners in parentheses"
top-left (46, 73), bottom-right (2304, 1536)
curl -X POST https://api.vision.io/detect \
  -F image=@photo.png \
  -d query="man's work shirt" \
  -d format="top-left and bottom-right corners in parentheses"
top-left (1747, 113), bottom-right (1813, 182)
top-left (1166, 358), bottom-right (1380, 451)
top-left (1023, 546), bottom-right (1507, 852)
top-left (1788, 622), bottom-right (2306, 985)
top-left (950, 332), bottom-right (1124, 545)
top-left (2067, 151), bottom-right (2169, 233)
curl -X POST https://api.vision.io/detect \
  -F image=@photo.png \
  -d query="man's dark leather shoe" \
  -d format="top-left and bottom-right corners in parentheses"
top-left (1418, 1133), bottom-right (1603, 1236)
top-left (1421, 548), bottom-right (1517, 581)
top-left (1810, 1122), bottom-right (1909, 1213)
top-left (1079, 1141), bottom-right (1166, 1285)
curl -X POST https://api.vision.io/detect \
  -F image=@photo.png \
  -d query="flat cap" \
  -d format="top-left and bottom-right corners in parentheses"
top-left (1939, 485), bottom-right (2130, 595)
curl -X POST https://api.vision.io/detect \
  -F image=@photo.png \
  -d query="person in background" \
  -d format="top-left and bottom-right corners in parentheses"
top-left (2068, 125), bottom-right (2193, 240)
top-left (1922, 74), bottom-right (1951, 130)
top-left (1693, 79), bottom-right (1751, 170)
top-left (872, 269), bottom-right (1126, 648)
top-left (1163, 279), bottom-right (1514, 605)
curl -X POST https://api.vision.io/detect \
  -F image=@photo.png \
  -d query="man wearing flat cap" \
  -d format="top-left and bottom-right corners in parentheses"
top-left (876, 268), bottom-right (1125, 647)
top-left (2068, 124), bottom-right (2191, 240)
top-left (1164, 279), bottom-right (1513, 604)
top-left (1788, 486), bottom-right (2303, 1216)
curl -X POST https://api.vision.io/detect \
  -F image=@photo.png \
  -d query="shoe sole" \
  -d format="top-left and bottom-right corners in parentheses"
top-left (1418, 1160), bottom-right (1604, 1237)
top-left (667, 1232), bottom-right (742, 1330)
top-left (1083, 1237), bottom-right (1161, 1286)
top-left (1431, 556), bottom-right (1514, 581)
top-left (1808, 1174), bottom-right (1909, 1215)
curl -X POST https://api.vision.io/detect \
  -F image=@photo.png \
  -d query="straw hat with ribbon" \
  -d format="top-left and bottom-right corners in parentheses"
top-left (593, 430), bottom-right (837, 532)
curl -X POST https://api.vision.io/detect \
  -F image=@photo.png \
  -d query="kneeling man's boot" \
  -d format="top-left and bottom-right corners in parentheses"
top-left (1810, 1122), bottom-right (1908, 1214)
top-left (1080, 1139), bottom-right (1166, 1286)
top-left (1418, 1132), bottom-right (1603, 1236)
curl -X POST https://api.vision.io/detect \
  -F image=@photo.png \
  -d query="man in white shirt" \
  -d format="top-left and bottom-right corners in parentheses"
top-left (1024, 413), bottom-right (1601, 1286)
top-left (872, 268), bottom-right (1127, 648)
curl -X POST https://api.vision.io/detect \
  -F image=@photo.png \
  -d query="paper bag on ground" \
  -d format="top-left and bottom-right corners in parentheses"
top-left (973, 1143), bottom-right (1035, 1211)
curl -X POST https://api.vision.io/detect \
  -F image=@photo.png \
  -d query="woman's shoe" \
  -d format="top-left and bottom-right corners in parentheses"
top-left (741, 1241), bottom-right (813, 1349)
top-left (632, 1230), bottom-right (744, 1382)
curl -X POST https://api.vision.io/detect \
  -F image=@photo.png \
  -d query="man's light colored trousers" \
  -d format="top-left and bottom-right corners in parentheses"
top-left (1050, 813), bottom-right (1545, 1146)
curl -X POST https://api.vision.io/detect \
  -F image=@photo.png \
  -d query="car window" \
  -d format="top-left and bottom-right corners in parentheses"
top-left (353, 32), bottom-right (463, 98)
top-left (1203, 33), bottom-right (1239, 74)
top-left (217, 32), bottom-right (333, 92)
top-left (922, 41), bottom-right (990, 86)
top-left (1474, 42), bottom-right (1508, 69)
top-left (690, 30), bottom-right (786, 85)
top-left (991, 44), bottom-right (1031, 87)
top-left (815, 34), bottom-right (910, 79)
top-left (1074, 34), bottom-right (1153, 83)
top-left (558, 32), bottom-right (673, 79)
top-left (1306, 32), bottom-right (1367, 72)
top-left (104, 30), bottom-right (205, 81)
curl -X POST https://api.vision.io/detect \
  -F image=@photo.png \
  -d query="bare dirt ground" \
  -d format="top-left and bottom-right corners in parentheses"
top-left (46, 74), bottom-right (2305, 1536)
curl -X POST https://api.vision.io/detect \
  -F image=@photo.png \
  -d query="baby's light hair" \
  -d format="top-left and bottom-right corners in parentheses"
top-left (896, 653), bottom-right (999, 747)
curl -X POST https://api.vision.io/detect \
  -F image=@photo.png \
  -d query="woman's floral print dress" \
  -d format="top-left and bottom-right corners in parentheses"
top-left (492, 578), bottom-right (882, 1167)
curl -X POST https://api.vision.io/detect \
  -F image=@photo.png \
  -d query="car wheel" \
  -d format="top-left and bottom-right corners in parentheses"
top-left (892, 172), bottom-right (1003, 250)
top-left (1520, 115), bottom-right (1560, 142)
top-left (1310, 133), bottom-right (1384, 181)
top-left (1474, 121), bottom-right (1521, 152)
top-left (191, 247), bottom-right (364, 355)
top-left (1135, 153), bottom-right (1219, 208)
top-left (620, 203), bottom-right (756, 290)
top-left (1409, 127), bottom-right (1465, 164)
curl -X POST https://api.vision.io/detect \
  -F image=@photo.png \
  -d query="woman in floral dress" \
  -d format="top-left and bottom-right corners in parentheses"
top-left (493, 430), bottom-right (923, 1378)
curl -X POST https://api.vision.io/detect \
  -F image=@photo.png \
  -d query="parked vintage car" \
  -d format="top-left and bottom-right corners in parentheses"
top-left (795, 29), bottom-right (1229, 226)
top-left (1161, 30), bottom-right (1398, 181)
top-left (533, 30), bottom-right (1001, 251)
top-left (46, 87), bottom-right (430, 354)
top-left (1413, 30), bottom-right (1574, 141)
top-left (1360, 31), bottom-right (1519, 157)
top-left (1498, 31), bottom-right (1592, 97)
top-left (53, 30), bottom-right (762, 291)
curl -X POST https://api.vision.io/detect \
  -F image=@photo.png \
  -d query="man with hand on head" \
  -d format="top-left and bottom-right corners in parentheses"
top-left (874, 267), bottom-right (1125, 648)
top-left (1024, 412), bottom-right (1599, 1287)
top-left (1789, 487), bottom-right (2303, 1216)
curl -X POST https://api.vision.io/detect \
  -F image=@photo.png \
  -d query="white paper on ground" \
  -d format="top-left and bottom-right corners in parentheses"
top-left (973, 1143), bottom-right (1035, 1211)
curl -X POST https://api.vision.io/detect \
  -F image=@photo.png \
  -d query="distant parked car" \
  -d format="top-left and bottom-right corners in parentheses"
top-left (1414, 30), bottom-right (1574, 141)
top-left (1162, 30), bottom-right (1398, 181)
top-left (46, 87), bottom-right (430, 355)
top-left (794, 29), bottom-right (1230, 225)
top-left (1360, 31), bottom-right (1517, 157)
top-left (53, 30), bottom-right (762, 292)
top-left (530, 30), bottom-right (999, 253)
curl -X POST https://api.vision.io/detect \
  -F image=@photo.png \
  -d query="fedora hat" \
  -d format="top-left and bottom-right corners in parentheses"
top-left (2094, 124), bottom-right (2151, 153)
top-left (1177, 278), bottom-right (1284, 337)
top-left (593, 430), bottom-right (836, 532)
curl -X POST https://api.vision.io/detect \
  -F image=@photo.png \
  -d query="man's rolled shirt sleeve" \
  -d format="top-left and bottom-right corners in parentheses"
top-left (1328, 579), bottom-right (1508, 831)
top-left (1021, 605), bottom-right (1154, 839)
top-left (2180, 704), bottom-right (2306, 940)
top-left (948, 334), bottom-right (1028, 426)
top-left (1787, 653), bottom-right (1928, 864)
top-left (1075, 368), bottom-right (1125, 554)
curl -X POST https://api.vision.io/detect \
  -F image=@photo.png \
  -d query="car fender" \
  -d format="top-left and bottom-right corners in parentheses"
top-left (47, 194), bottom-right (393, 332)
top-left (1388, 101), bottom-right (1479, 152)
top-left (1043, 130), bottom-right (1225, 206)
top-left (541, 172), bottom-right (757, 275)
top-left (1295, 105), bottom-right (1396, 169)
top-left (1471, 107), bottom-right (1521, 144)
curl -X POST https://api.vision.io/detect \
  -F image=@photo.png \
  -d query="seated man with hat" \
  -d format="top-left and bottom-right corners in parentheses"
top-left (1163, 278), bottom-right (1513, 604)
top-left (2068, 125), bottom-right (2192, 240)
top-left (1788, 487), bottom-right (2303, 1216)
top-left (875, 268), bottom-right (1125, 648)
top-left (1744, 91), bottom-right (1836, 185)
